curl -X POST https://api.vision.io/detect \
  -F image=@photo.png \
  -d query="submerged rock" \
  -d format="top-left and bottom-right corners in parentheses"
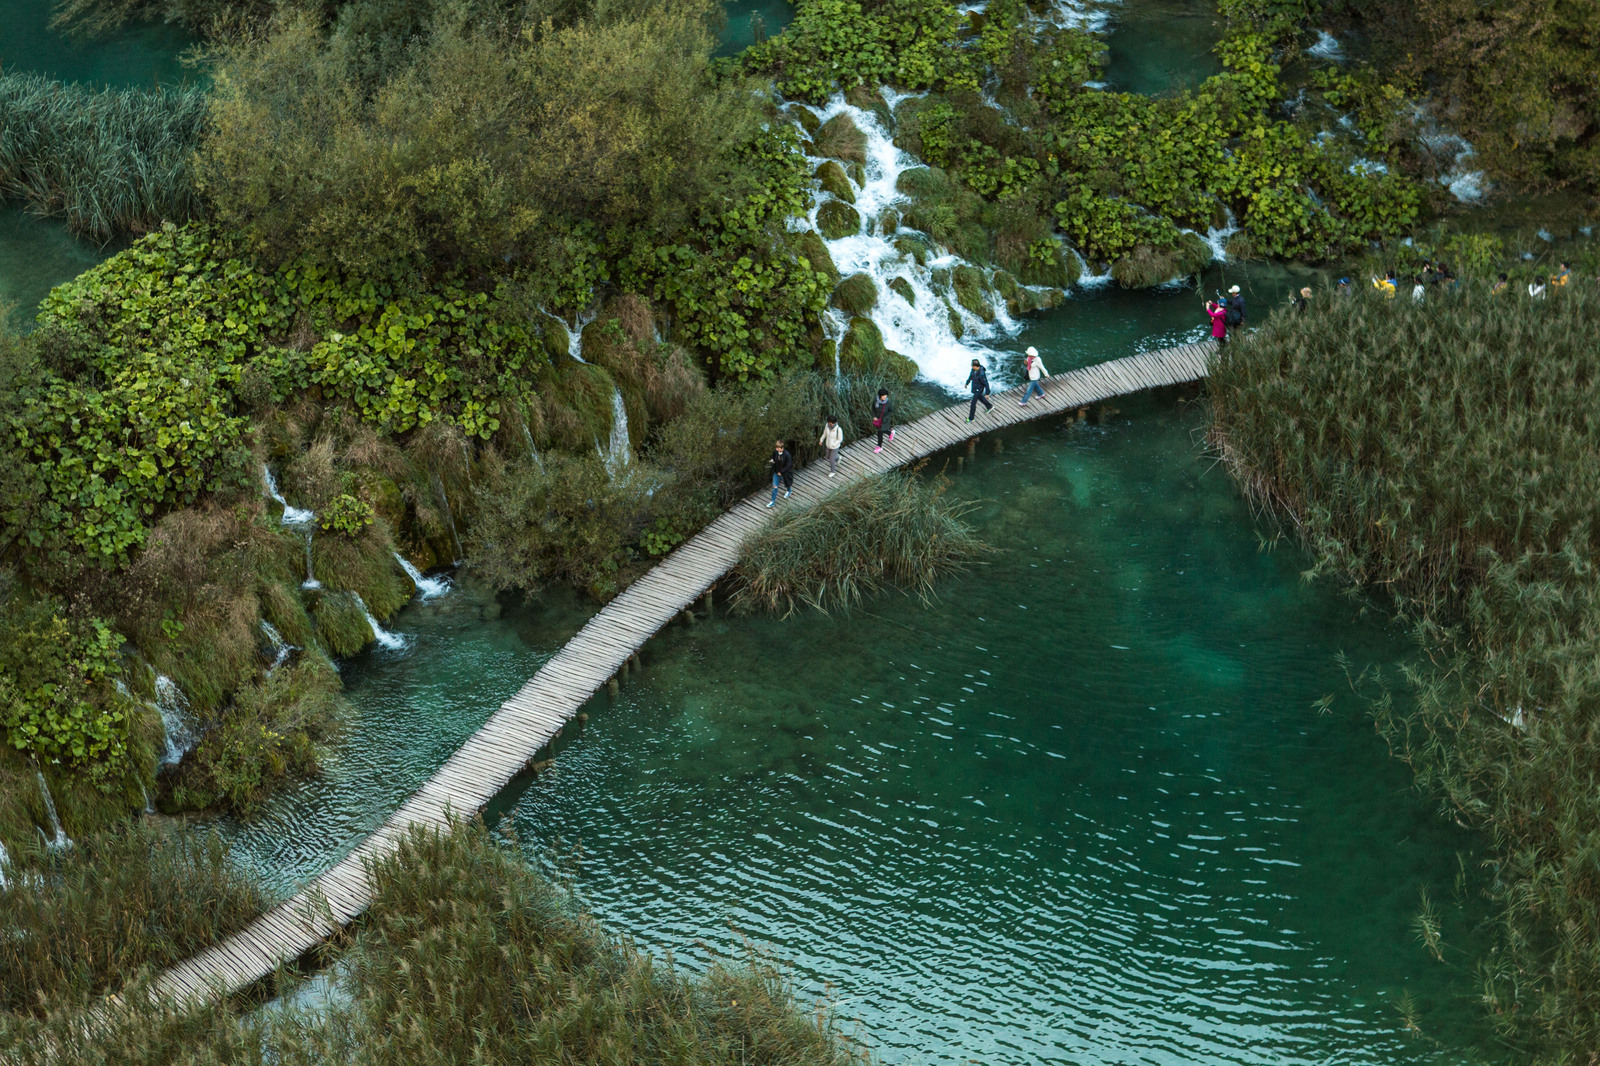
top-left (814, 160), bottom-right (856, 205)
top-left (887, 276), bottom-right (916, 306)
top-left (817, 200), bottom-right (862, 240)
top-left (831, 272), bottom-right (878, 316)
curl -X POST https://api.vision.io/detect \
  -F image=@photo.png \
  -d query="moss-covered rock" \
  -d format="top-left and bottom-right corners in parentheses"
top-left (844, 84), bottom-right (894, 131)
top-left (1019, 239), bottom-right (1082, 288)
top-left (895, 166), bottom-right (950, 200)
top-left (815, 337), bottom-right (838, 373)
top-left (846, 162), bottom-right (866, 186)
top-left (887, 276), bottom-right (916, 306)
top-left (814, 113), bottom-right (867, 165)
top-left (785, 104), bottom-right (821, 136)
top-left (1034, 287), bottom-right (1065, 310)
top-left (260, 579), bottom-right (315, 649)
top-left (312, 590), bottom-right (376, 658)
top-left (943, 297), bottom-right (964, 339)
top-left (813, 160), bottom-right (855, 205)
top-left (894, 234), bottom-right (931, 266)
top-left (883, 349), bottom-right (920, 383)
top-left (536, 313), bottom-right (570, 362)
top-left (878, 208), bottom-right (900, 236)
top-left (312, 522), bottom-right (412, 621)
top-left (1111, 233), bottom-right (1214, 288)
top-left (831, 272), bottom-right (878, 316)
top-left (838, 317), bottom-right (886, 373)
top-left (794, 229), bottom-right (840, 286)
top-left (816, 200), bottom-right (862, 240)
top-left (952, 265), bottom-right (994, 321)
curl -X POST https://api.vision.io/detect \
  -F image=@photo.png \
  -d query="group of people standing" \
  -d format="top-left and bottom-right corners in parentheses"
top-left (765, 346), bottom-right (1052, 507)
top-left (1204, 285), bottom-right (1247, 345)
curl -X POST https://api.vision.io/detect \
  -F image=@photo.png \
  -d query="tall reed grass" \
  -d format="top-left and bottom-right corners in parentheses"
top-left (734, 469), bottom-right (991, 617)
top-left (1207, 281), bottom-right (1600, 1061)
top-left (0, 74), bottom-right (206, 240)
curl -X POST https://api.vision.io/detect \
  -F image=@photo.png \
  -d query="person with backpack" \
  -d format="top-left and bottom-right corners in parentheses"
top-left (1224, 285), bottom-right (1246, 327)
top-left (871, 389), bottom-right (893, 453)
top-left (818, 415), bottom-right (844, 477)
top-left (1019, 346), bottom-right (1049, 405)
top-left (766, 439), bottom-right (793, 508)
top-left (964, 359), bottom-right (992, 422)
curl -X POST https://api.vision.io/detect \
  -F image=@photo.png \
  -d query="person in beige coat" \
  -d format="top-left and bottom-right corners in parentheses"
top-left (1019, 346), bottom-right (1049, 405)
top-left (818, 415), bottom-right (844, 477)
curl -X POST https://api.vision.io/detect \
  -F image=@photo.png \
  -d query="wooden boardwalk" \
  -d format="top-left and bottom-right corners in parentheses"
top-left (148, 341), bottom-right (1213, 1008)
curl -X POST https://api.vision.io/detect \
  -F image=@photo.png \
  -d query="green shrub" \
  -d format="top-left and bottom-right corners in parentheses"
top-left (319, 494), bottom-right (374, 537)
top-left (733, 469), bottom-right (990, 616)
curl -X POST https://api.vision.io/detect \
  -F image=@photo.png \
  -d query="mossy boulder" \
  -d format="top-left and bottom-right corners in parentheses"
top-left (260, 580), bottom-right (315, 651)
top-left (1111, 233), bottom-right (1214, 288)
top-left (795, 230), bottom-right (840, 285)
top-left (952, 265), bottom-right (994, 321)
top-left (883, 349), bottom-right (920, 383)
top-left (894, 234), bottom-right (931, 266)
top-left (312, 522), bottom-right (412, 621)
top-left (1034, 287), bottom-right (1065, 311)
top-left (942, 297), bottom-right (964, 339)
top-left (813, 160), bottom-right (855, 205)
top-left (816, 200), bottom-right (862, 240)
top-left (814, 113), bottom-right (867, 165)
top-left (785, 104), bottom-right (821, 136)
top-left (831, 272), bottom-right (878, 316)
top-left (535, 313), bottom-right (570, 362)
top-left (895, 166), bottom-right (950, 200)
top-left (887, 276), bottom-right (916, 306)
top-left (844, 84), bottom-right (894, 131)
top-left (838, 317), bottom-right (886, 373)
top-left (815, 337), bottom-right (838, 373)
top-left (312, 590), bottom-right (376, 658)
top-left (992, 270), bottom-right (1041, 316)
top-left (878, 208), bottom-right (901, 236)
top-left (1019, 242), bottom-right (1082, 288)
top-left (846, 162), bottom-right (866, 186)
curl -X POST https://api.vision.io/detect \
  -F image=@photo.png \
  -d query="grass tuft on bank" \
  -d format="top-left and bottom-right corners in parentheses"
top-left (1207, 280), bottom-right (1600, 1060)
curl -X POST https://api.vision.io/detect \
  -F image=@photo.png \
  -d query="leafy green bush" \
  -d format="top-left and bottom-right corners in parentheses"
top-left (319, 494), bottom-right (374, 537)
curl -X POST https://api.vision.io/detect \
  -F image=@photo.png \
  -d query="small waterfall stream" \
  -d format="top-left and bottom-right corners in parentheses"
top-left (351, 593), bottom-right (409, 651)
top-left (262, 465), bottom-right (315, 525)
top-left (393, 553), bottom-right (451, 600)
top-left (432, 474), bottom-right (465, 566)
top-left (154, 674), bottom-right (197, 766)
top-left (36, 772), bottom-right (71, 849)
top-left (0, 840), bottom-right (10, 890)
top-left (261, 620), bottom-right (293, 671)
top-left (601, 387), bottom-right (632, 475)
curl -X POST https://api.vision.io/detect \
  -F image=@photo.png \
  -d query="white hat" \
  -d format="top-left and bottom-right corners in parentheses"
top-left (1228, 285), bottom-right (1241, 294)
top-left (1025, 346), bottom-right (1038, 357)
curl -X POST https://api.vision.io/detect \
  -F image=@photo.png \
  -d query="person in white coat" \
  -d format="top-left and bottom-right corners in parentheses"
top-left (818, 415), bottom-right (844, 477)
top-left (1019, 346), bottom-right (1049, 405)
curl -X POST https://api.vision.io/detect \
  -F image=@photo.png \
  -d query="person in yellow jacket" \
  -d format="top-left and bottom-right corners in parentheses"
top-left (1371, 270), bottom-right (1397, 298)
top-left (1551, 262), bottom-right (1571, 287)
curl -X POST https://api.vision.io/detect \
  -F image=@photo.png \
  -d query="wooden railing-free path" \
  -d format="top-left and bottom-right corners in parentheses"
top-left (148, 341), bottom-right (1214, 1008)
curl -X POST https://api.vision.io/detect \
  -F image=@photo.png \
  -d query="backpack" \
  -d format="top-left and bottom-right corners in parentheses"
top-left (1224, 302), bottom-right (1242, 327)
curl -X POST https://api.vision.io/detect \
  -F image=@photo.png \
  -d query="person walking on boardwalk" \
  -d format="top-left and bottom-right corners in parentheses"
top-left (819, 415), bottom-right (844, 477)
top-left (1206, 299), bottom-right (1227, 345)
top-left (766, 439), bottom-right (793, 507)
top-left (872, 389), bottom-right (894, 453)
top-left (965, 359), bottom-right (993, 422)
top-left (1019, 347), bottom-right (1049, 405)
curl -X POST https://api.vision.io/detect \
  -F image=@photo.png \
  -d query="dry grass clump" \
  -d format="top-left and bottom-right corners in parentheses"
top-left (1207, 281), bottom-right (1600, 1059)
top-left (734, 469), bottom-right (990, 617)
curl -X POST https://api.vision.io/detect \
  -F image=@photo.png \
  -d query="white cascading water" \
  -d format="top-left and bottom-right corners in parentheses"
top-left (799, 95), bottom-right (1029, 391)
top-left (0, 840), bottom-right (9, 890)
top-left (154, 674), bottom-right (197, 766)
top-left (36, 772), bottom-right (71, 849)
top-left (302, 536), bottom-right (321, 589)
top-left (601, 387), bottom-right (632, 474)
top-left (351, 593), bottom-right (409, 651)
top-left (393, 552), bottom-right (451, 600)
top-left (262, 464), bottom-right (315, 525)
top-left (432, 474), bottom-right (465, 566)
top-left (260, 620), bottom-right (293, 671)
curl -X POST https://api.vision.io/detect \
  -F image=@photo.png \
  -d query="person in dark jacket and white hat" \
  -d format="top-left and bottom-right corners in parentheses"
top-left (1223, 285), bottom-right (1245, 327)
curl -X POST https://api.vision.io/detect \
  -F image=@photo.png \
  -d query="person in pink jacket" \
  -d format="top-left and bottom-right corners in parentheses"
top-left (1205, 300), bottom-right (1228, 346)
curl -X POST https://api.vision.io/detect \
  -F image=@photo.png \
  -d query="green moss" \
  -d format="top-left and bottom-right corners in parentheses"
top-left (894, 234), bottom-right (931, 265)
top-left (895, 165), bottom-right (948, 200)
top-left (813, 113), bottom-right (866, 165)
top-left (312, 521), bottom-right (411, 620)
top-left (883, 349), bottom-right (919, 383)
top-left (813, 160), bottom-right (855, 204)
top-left (942, 296), bottom-right (963, 338)
top-left (785, 104), bottom-right (821, 136)
top-left (1020, 239), bottom-right (1081, 288)
top-left (844, 84), bottom-right (894, 131)
top-left (795, 229), bottom-right (841, 285)
top-left (887, 276), bottom-right (916, 306)
top-left (878, 208), bottom-right (900, 235)
top-left (815, 337), bottom-right (838, 373)
top-left (831, 272), bottom-right (878, 316)
top-left (259, 579), bottom-right (315, 649)
top-left (311, 590), bottom-right (375, 658)
top-left (952, 264), bottom-right (994, 321)
top-left (536, 312), bottom-right (570, 362)
top-left (816, 200), bottom-right (861, 240)
top-left (838, 317), bottom-right (886, 374)
top-left (533, 357), bottom-right (620, 452)
top-left (1110, 233), bottom-right (1214, 288)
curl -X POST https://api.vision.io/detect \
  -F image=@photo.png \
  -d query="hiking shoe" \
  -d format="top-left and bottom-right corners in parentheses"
top-left (874, 446), bottom-right (882, 453)
top-left (766, 500), bottom-right (776, 508)
top-left (1018, 401), bottom-right (1028, 406)
top-left (828, 471), bottom-right (836, 478)
top-left (888, 430), bottom-right (895, 442)
top-left (784, 489), bottom-right (791, 499)
top-left (965, 417), bottom-right (974, 423)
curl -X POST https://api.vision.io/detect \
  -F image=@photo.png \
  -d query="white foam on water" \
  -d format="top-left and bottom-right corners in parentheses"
top-left (154, 674), bottom-right (197, 766)
top-left (36, 773), bottom-right (71, 850)
top-left (1308, 30), bottom-right (1343, 60)
top-left (564, 308), bottom-right (598, 362)
top-left (351, 593), bottom-right (410, 651)
top-left (393, 553), bottom-right (451, 600)
top-left (261, 465), bottom-right (315, 525)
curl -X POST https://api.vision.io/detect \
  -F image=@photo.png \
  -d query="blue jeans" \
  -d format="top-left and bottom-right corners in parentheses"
top-left (770, 473), bottom-right (783, 504)
top-left (1022, 380), bottom-right (1045, 402)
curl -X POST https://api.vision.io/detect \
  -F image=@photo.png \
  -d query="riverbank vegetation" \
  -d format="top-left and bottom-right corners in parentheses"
top-left (3, 821), bottom-right (872, 1066)
top-left (1208, 281), bottom-right (1600, 1059)
top-left (734, 469), bottom-right (990, 617)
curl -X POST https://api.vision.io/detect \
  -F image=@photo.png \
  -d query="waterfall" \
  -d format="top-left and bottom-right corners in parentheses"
top-left (36, 773), bottom-right (71, 850)
top-left (351, 593), bottom-right (409, 651)
top-left (602, 387), bottom-right (631, 475)
top-left (139, 780), bottom-right (154, 815)
top-left (154, 674), bottom-right (196, 766)
top-left (522, 424), bottom-right (545, 472)
top-left (302, 534), bottom-right (321, 590)
top-left (1308, 30), bottom-right (1344, 61)
top-left (0, 840), bottom-right (9, 890)
top-left (261, 620), bottom-right (293, 671)
top-left (262, 464), bottom-right (315, 525)
top-left (433, 474), bottom-right (464, 565)
top-left (800, 95), bottom-right (1030, 391)
top-left (393, 553), bottom-right (451, 600)
top-left (566, 309), bottom-right (598, 362)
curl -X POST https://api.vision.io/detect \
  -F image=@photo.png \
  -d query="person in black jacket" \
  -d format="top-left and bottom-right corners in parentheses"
top-left (872, 389), bottom-right (893, 452)
top-left (766, 440), bottom-right (793, 508)
top-left (1224, 284), bottom-right (1245, 328)
top-left (964, 359), bottom-right (992, 422)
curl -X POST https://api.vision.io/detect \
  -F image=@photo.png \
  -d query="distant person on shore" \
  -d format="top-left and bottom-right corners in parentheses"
top-left (1492, 273), bottom-right (1509, 295)
top-left (819, 415), bottom-right (844, 478)
top-left (1224, 285), bottom-right (1246, 328)
top-left (1528, 280), bottom-right (1547, 299)
top-left (964, 359), bottom-right (993, 422)
top-left (1291, 286), bottom-right (1311, 313)
top-left (766, 439), bottom-right (793, 507)
top-left (872, 389), bottom-right (894, 452)
top-left (1411, 275), bottom-right (1426, 302)
top-left (1206, 299), bottom-right (1227, 345)
top-left (1019, 346), bottom-right (1049, 405)
top-left (1372, 270), bottom-right (1397, 298)
top-left (1552, 261), bottom-right (1571, 287)
top-left (1336, 277), bottom-right (1352, 297)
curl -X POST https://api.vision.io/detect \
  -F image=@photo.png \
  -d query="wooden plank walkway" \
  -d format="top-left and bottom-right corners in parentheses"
top-left (148, 341), bottom-right (1213, 1008)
